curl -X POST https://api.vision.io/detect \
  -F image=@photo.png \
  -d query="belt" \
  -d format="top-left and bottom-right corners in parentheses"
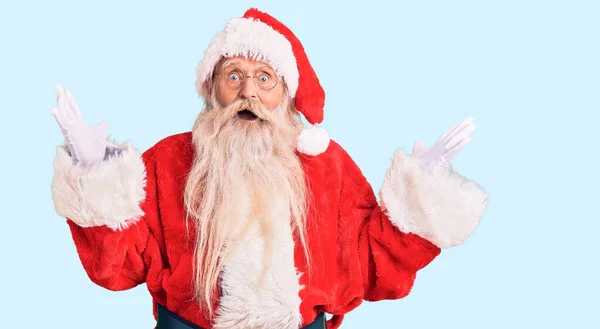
top-left (157, 303), bottom-right (326, 329)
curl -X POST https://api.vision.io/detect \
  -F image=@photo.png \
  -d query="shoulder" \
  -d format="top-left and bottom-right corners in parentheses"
top-left (300, 138), bottom-right (368, 185)
top-left (143, 132), bottom-right (193, 158)
top-left (146, 131), bottom-right (192, 153)
top-left (141, 131), bottom-right (194, 171)
top-left (310, 138), bottom-right (377, 205)
top-left (311, 138), bottom-right (362, 172)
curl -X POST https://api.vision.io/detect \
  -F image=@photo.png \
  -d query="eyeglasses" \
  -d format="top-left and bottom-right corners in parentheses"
top-left (215, 65), bottom-right (280, 91)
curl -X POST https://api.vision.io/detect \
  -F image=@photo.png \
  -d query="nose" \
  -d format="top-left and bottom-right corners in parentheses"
top-left (239, 76), bottom-right (258, 100)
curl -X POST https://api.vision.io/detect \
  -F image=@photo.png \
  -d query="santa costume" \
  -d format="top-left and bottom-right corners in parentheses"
top-left (51, 8), bottom-right (489, 329)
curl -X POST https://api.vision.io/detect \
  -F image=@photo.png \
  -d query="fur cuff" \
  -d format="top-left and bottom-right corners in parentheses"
top-left (51, 142), bottom-right (147, 231)
top-left (379, 149), bottom-right (489, 248)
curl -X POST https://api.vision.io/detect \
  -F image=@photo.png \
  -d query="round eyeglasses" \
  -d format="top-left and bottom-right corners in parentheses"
top-left (215, 65), bottom-right (280, 91)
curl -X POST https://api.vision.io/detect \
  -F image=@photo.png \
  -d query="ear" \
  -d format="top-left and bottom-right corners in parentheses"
top-left (203, 76), bottom-right (214, 99)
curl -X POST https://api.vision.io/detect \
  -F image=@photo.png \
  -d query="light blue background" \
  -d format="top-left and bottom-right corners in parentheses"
top-left (1, 0), bottom-right (598, 328)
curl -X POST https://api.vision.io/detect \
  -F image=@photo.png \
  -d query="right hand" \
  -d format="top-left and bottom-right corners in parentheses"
top-left (51, 84), bottom-right (111, 167)
top-left (412, 117), bottom-right (475, 173)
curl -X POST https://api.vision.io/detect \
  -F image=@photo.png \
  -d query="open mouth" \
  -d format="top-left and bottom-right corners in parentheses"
top-left (237, 109), bottom-right (258, 121)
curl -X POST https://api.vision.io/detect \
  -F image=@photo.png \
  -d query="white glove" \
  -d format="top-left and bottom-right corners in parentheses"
top-left (51, 84), bottom-right (114, 167)
top-left (413, 117), bottom-right (476, 173)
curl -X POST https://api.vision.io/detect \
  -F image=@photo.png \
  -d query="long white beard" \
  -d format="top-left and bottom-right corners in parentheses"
top-left (183, 94), bottom-right (310, 318)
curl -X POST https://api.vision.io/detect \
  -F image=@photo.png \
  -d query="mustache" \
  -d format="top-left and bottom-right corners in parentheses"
top-left (221, 98), bottom-right (276, 122)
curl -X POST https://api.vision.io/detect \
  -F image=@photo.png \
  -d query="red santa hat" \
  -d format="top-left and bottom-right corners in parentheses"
top-left (195, 8), bottom-right (330, 156)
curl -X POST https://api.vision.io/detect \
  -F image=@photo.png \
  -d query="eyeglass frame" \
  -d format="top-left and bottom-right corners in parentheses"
top-left (213, 65), bottom-right (281, 92)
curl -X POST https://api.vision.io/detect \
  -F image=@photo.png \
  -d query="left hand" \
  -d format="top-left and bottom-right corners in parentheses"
top-left (413, 117), bottom-right (476, 173)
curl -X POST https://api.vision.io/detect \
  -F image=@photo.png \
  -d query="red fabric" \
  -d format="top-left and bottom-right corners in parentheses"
top-left (66, 132), bottom-right (440, 329)
top-left (243, 8), bottom-right (326, 125)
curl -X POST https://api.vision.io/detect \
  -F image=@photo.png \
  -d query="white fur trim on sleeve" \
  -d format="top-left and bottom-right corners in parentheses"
top-left (51, 142), bottom-right (147, 231)
top-left (196, 17), bottom-right (299, 98)
top-left (379, 149), bottom-right (489, 248)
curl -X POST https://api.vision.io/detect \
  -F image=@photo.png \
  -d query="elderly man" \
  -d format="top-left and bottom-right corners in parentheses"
top-left (50, 8), bottom-right (488, 329)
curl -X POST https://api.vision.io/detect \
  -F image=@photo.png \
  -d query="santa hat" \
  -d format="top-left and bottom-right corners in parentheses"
top-left (195, 8), bottom-right (330, 156)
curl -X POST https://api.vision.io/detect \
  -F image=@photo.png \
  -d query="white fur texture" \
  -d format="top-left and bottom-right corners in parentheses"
top-left (379, 149), bottom-right (489, 248)
top-left (196, 17), bottom-right (299, 98)
top-left (296, 125), bottom-right (330, 156)
top-left (51, 142), bottom-right (147, 231)
top-left (213, 195), bottom-right (303, 329)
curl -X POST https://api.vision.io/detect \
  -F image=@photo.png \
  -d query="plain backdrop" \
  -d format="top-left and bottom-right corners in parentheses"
top-left (1, 0), bottom-right (598, 328)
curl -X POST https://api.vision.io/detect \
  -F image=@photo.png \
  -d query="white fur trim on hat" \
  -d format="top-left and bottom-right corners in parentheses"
top-left (196, 17), bottom-right (299, 98)
top-left (296, 125), bottom-right (330, 156)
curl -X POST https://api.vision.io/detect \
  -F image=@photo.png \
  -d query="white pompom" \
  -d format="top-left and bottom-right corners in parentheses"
top-left (296, 125), bottom-right (330, 156)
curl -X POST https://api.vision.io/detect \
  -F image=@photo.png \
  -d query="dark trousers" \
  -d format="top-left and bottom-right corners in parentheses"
top-left (157, 303), bottom-right (326, 329)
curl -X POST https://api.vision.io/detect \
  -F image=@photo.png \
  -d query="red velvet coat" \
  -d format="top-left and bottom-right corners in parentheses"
top-left (51, 131), bottom-right (488, 329)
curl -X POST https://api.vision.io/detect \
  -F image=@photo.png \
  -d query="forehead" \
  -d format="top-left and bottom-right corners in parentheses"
top-left (218, 56), bottom-right (275, 71)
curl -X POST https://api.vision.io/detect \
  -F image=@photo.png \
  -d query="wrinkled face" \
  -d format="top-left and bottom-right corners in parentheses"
top-left (214, 56), bottom-right (286, 117)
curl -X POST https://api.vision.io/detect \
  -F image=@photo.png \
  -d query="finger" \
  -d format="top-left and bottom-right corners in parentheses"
top-left (66, 89), bottom-right (83, 120)
top-left (55, 84), bottom-right (64, 102)
top-left (63, 89), bottom-right (77, 120)
top-left (444, 123), bottom-right (476, 149)
top-left (51, 107), bottom-right (62, 124)
top-left (440, 117), bottom-right (473, 143)
top-left (446, 136), bottom-right (471, 161)
top-left (439, 117), bottom-right (472, 140)
top-left (55, 85), bottom-right (76, 129)
top-left (91, 121), bottom-right (109, 139)
top-left (51, 107), bottom-right (68, 132)
top-left (56, 84), bottom-right (71, 120)
top-left (441, 117), bottom-right (473, 143)
top-left (51, 106), bottom-right (65, 124)
top-left (439, 122), bottom-right (460, 141)
top-left (412, 140), bottom-right (426, 156)
top-left (56, 85), bottom-right (74, 121)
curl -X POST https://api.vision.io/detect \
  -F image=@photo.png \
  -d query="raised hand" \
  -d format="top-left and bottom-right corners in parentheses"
top-left (51, 84), bottom-right (110, 167)
top-left (413, 117), bottom-right (476, 173)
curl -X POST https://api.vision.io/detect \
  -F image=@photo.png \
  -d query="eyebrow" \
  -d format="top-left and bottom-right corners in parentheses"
top-left (218, 59), bottom-right (277, 75)
top-left (220, 59), bottom-right (239, 69)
